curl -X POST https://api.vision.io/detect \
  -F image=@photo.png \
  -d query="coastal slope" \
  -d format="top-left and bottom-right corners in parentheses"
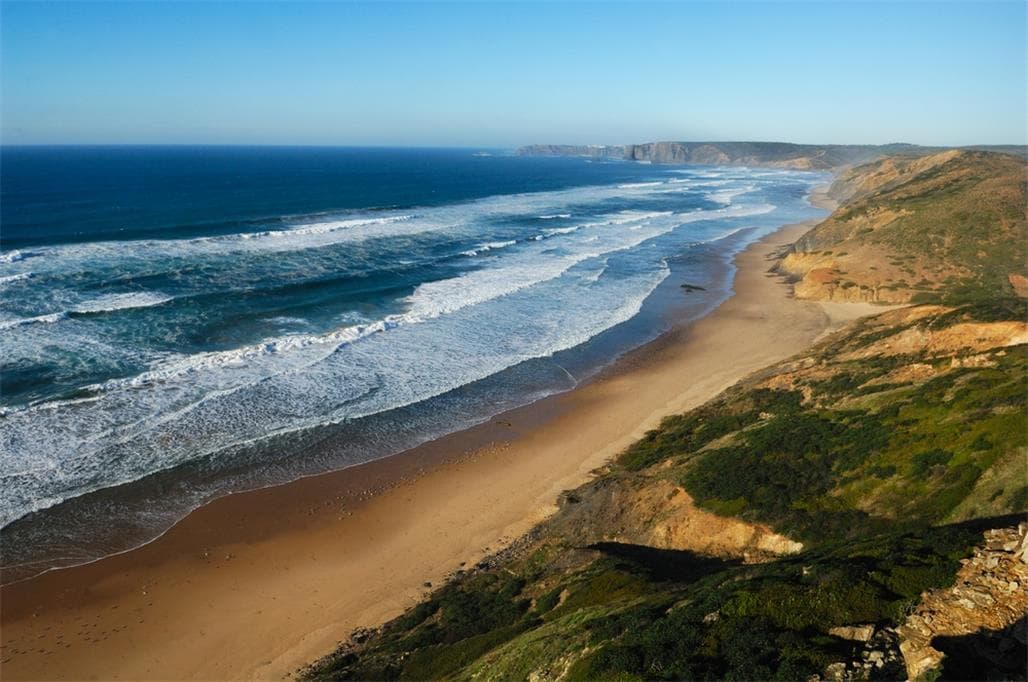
top-left (304, 302), bottom-right (1028, 682)
top-left (778, 150), bottom-right (1028, 303)
top-left (303, 150), bottom-right (1028, 681)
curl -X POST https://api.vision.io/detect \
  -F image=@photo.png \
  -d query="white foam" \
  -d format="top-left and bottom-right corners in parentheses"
top-left (72, 292), bottom-right (174, 314)
top-left (543, 226), bottom-right (580, 237)
top-left (0, 180), bottom-right (688, 274)
top-left (0, 272), bottom-right (32, 285)
top-left (0, 292), bottom-right (173, 332)
top-left (708, 185), bottom-right (757, 205)
top-left (461, 240), bottom-right (517, 257)
top-left (618, 181), bottom-right (664, 189)
top-left (403, 211), bottom-right (689, 323)
top-left (0, 312), bottom-right (68, 330)
top-left (89, 319), bottom-right (395, 390)
top-left (83, 205), bottom-right (767, 389)
top-left (578, 259), bottom-right (609, 284)
top-left (266, 316), bottom-right (310, 327)
top-left (237, 215), bottom-right (414, 241)
top-left (0, 166), bottom-right (819, 528)
top-left (0, 250), bottom-right (39, 264)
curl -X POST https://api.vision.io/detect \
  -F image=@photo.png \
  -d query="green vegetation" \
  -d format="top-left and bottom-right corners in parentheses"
top-left (565, 526), bottom-right (980, 681)
top-left (619, 389), bottom-right (802, 472)
top-left (305, 522), bottom-right (988, 680)
top-left (796, 150), bottom-right (1027, 302)
top-left (675, 347), bottom-right (1026, 540)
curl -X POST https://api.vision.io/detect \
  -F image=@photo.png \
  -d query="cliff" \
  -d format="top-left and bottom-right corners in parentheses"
top-left (515, 141), bottom-right (905, 169)
top-left (516, 141), bottom-right (1027, 170)
top-left (514, 144), bottom-right (628, 160)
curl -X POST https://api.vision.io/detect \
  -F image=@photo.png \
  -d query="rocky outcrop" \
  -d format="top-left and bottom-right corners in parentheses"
top-left (549, 477), bottom-right (802, 562)
top-left (819, 627), bottom-right (906, 681)
top-left (1009, 274), bottom-right (1028, 297)
top-left (896, 524), bottom-right (1028, 680)
top-left (812, 525), bottom-right (1028, 682)
top-left (837, 320), bottom-right (1028, 361)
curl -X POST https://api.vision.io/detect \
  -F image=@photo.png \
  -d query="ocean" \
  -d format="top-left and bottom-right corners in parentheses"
top-left (0, 146), bottom-right (827, 580)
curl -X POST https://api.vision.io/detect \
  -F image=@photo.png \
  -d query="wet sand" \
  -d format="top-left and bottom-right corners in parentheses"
top-left (0, 189), bottom-right (884, 680)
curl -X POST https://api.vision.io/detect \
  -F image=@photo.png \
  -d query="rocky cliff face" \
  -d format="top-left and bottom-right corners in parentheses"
top-left (623, 141), bottom-right (876, 169)
top-left (547, 476), bottom-right (804, 563)
top-left (514, 144), bottom-right (628, 159)
top-left (897, 524), bottom-right (1027, 680)
top-left (517, 141), bottom-right (923, 169)
top-left (814, 524), bottom-right (1027, 682)
top-left (517, 142), bottom-right (1027, 172)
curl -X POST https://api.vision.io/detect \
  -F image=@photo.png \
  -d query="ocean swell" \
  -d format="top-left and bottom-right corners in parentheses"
top-left (0, 164), bottom-right (826, 553)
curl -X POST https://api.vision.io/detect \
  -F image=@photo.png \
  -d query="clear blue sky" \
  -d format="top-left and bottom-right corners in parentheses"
top-left (1, 1), bottom-right (1024, 146)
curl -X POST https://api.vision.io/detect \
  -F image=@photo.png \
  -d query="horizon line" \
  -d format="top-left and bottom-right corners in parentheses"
top-left (3, 141), bottom-right (1027, 150)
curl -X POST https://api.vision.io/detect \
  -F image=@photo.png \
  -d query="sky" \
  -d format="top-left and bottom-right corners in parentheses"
top-left (1, 1), bottom-right (1025, 147)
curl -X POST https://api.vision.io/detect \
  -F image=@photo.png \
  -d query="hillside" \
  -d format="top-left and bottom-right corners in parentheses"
top-left (302, 152), bottom-right (1028, 681)
top-left (778, 150), bottom-right (1028, 304)
top-left (303, 299), bottom-right (1027, 682)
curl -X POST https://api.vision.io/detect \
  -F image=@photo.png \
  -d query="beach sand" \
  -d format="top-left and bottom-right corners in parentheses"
top-left (0, 190), bottom-right (884, 680)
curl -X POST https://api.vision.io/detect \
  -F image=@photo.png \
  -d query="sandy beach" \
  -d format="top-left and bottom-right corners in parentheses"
top-left (0, 190), bottom-right (885, 680)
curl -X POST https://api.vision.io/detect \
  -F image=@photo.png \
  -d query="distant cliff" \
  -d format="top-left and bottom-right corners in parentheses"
top-left (515, 144), bottom-right (628, 160)
top-left (515, 141), bottom-right (913, 169)
top-left (516, 141), bottom-right (1026, 170)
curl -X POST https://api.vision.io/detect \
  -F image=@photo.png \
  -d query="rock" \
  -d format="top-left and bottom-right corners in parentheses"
top-left (350, 627), bottom-right (373, 644)
top-left (824, 661), bottom-right (847, 681)
top-left (829, 625), bottom-right (875, 642)
top-left (896, 525), bottom-right (1028, 680)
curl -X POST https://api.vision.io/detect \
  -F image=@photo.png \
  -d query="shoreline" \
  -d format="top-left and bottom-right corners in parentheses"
top-left (1, 188), bottom-right (885, 680)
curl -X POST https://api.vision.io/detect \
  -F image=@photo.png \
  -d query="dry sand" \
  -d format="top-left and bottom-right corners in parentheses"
top-left (1, 191), bottom-right (884, 680)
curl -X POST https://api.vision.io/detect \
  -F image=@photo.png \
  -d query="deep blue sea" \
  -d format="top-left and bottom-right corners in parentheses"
top-left (0, 146), bottom-right (827, 579)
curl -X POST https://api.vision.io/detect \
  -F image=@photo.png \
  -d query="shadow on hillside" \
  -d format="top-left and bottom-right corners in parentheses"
top-left (587, 542), bottom-right (740, 583)
top-left (932, 616), bottom-right (1027, 681)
